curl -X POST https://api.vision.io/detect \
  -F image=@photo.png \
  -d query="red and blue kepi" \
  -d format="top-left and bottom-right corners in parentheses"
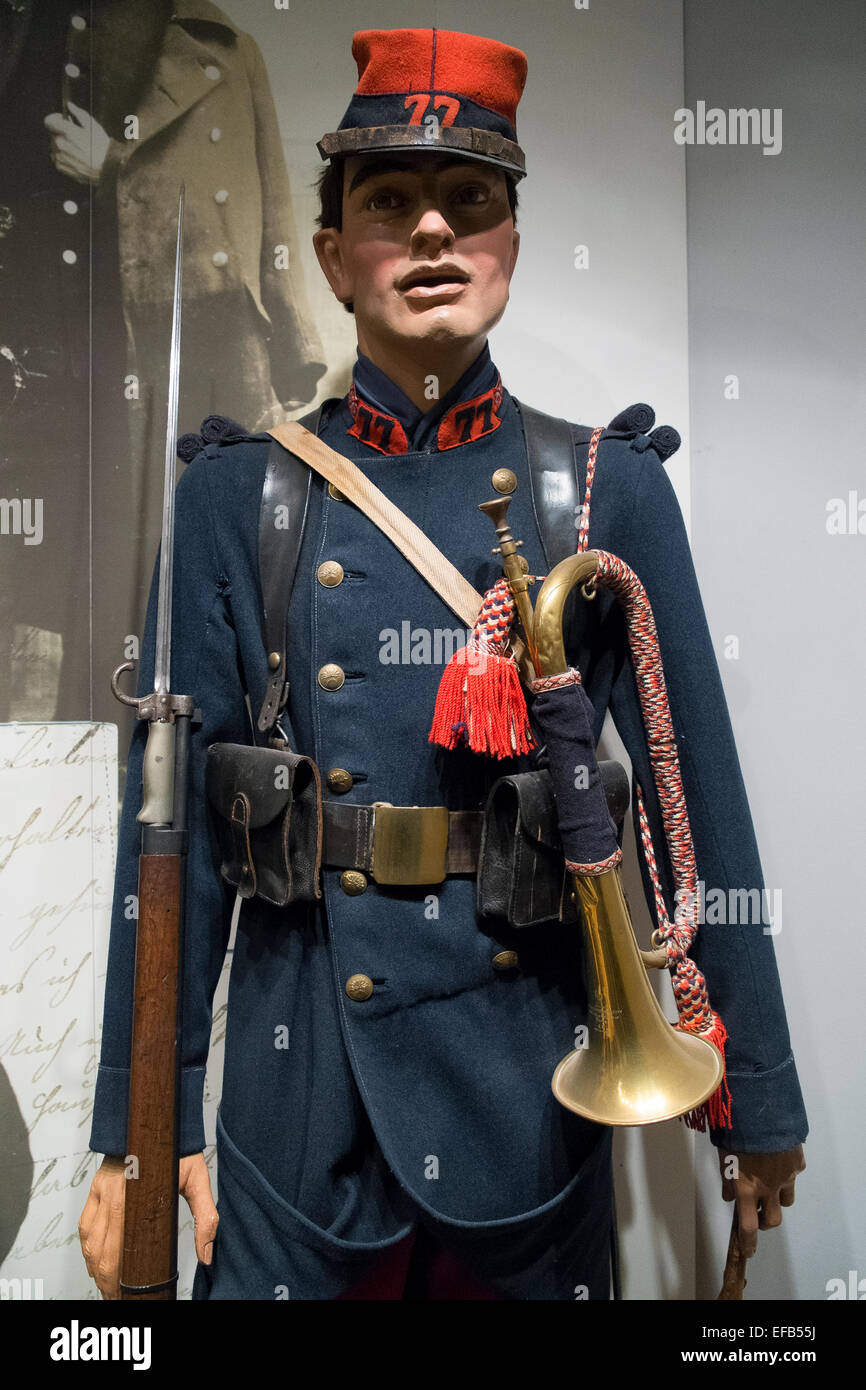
top-left (318, 27), bottom-right (528, 180)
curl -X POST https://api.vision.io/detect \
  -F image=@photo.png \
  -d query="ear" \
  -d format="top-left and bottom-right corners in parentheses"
top-left (313, 228), bottom-right (353, 306)
top-left (509, 227), bottom-right (520, 278)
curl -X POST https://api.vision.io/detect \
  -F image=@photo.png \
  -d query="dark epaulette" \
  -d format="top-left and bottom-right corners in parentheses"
top-left (602, 402), bottom-right (681, 462)
top-left (177, 413), bottom-right (269, 463)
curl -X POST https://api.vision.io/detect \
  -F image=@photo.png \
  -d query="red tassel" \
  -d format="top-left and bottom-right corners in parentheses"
top-left (429, 640), bottom-right (534, 760)
top-left (677, 1012), bottom-right (733, 1132)
top-left (429, 578), bottom-right (534, 760)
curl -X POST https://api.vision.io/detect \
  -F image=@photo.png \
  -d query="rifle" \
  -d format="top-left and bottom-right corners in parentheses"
top-left (110, 187), bottom-right (195, 1300)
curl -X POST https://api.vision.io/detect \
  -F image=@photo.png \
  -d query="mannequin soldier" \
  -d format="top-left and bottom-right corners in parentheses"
top-left (80, 28), bottom-right (806, 1300)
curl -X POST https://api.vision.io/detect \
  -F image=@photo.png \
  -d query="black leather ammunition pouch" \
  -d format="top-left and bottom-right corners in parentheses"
top-left (205, 744), bottom-right (323, 907)
top-left (477, 761), bottom-right (630, 928)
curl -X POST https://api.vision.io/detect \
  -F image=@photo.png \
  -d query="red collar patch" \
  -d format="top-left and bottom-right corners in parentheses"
top-left (437, 377), bottom-right (503, 451)
top-left (347, 377), bottom-right (503, 455)
top-left (347, 384), bottom-right (410, 455)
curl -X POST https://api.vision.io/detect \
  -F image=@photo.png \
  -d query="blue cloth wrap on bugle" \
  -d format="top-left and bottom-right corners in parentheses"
top-left (531, 678), bottom-right (621, 870)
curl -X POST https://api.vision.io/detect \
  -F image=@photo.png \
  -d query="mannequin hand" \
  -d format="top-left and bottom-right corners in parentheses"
top-left (716, 1146), bottom-right (805, 1298)
top-left (79, 1151), bottom-right (217, 1299)
top-left (180, 1151), bottom-right (219, 1268)
top-left (44, 100), bottom-right (110, 185)
top-left (719, 1145), bottom-right (805, 1254)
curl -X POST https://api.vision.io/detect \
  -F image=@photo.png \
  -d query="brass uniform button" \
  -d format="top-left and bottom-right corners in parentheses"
top-left (340, 869), bottom-right (367, 895)
top-left (492, 950), bottom-right (520, 972)
top-left (268, 651), bottom-right (281, 670)
top-left (345, 974), bottom-right (373, 1001)
top-left (317, 560), bottom-right (344, 587)
top-left (492, 468), bottom-right (517, 494)
top-left (318, 663), bottom-right (345, 690)
top-left (327, 768), bottom-right (354, 794)
top-left (328, 482), bottom-right (347, 501)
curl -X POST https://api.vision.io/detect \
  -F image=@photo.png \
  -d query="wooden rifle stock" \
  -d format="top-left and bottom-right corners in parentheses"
top-left (118, 712), bottom-right (192, 1301)
top-left (121, 852), bottom-right (183, 1299)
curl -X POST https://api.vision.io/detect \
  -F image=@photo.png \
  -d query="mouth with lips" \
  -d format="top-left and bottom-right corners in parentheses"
top-left (397, 263), bottom-right (471, 300)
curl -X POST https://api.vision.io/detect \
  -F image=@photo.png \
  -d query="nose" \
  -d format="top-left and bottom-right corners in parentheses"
top-left (409, 201), bottom-right (456, 257)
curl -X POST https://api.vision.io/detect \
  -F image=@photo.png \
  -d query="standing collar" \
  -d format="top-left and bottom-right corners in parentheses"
top-left (348, 343), bottom-right (504, 454)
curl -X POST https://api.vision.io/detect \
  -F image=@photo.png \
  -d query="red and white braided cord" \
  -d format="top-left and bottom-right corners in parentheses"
top-left (591, 551), bottom-right (715, 1033)
top-left (576, 427), bottom-right (603, 555)
top-left (574, 427), bottom-right (717, 1036)
top-left (472, 576), bottom-right (516, 651)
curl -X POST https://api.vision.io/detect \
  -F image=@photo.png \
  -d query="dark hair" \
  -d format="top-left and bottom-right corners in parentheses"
top-left (315, 157), bottom-right (519, 314)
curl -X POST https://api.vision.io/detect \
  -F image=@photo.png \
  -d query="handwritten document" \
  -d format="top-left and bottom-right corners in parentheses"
top-left (0, 723), bottom-right (116, 1300)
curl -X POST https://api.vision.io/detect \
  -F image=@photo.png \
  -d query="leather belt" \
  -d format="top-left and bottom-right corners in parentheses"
top-left (322, 801), bottom-right (481, 884)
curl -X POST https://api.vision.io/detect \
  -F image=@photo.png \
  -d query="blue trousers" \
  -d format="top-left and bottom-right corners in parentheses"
top-left (193, 1111), bottom-right (614, 1301)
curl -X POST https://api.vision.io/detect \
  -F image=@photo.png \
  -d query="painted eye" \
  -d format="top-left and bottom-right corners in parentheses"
top-left (366, 189), bottom-right (403, 211)
top-left (454, 185), bottom-right (490, 205)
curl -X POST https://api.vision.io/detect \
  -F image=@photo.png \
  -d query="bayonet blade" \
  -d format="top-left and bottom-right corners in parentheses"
top-left (153, 185), bottom-right (185, 696)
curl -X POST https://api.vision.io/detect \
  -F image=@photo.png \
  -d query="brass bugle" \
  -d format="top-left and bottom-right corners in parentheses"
top-left (480, 496), bottom-right (723, 1125)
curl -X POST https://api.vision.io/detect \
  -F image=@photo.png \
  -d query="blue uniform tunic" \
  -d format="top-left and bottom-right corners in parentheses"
top-left (90, 346), bottom-right (808, 1299)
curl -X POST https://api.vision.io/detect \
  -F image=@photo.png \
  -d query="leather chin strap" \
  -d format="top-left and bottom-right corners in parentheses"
top-left (317, 126), bottom-right (526, 179)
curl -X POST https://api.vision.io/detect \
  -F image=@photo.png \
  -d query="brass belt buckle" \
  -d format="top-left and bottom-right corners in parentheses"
top-left (370, 803), bottom-right (450, 885)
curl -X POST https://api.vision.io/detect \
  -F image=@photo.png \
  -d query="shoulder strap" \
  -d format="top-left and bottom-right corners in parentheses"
top-left (256, 406), bottom-right (321, 740)
top-left (514, 399), bottom-right (594, 569)
top-left (266, 421), bottom-right (485, 630)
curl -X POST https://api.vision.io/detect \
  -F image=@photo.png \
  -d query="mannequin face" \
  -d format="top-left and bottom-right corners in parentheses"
top-left (313, 152), bottom-right (520, 362)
